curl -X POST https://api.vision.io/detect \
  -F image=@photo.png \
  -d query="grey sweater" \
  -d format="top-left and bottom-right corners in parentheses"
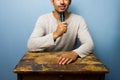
top-left (27, 12), bottom-right (94, 58)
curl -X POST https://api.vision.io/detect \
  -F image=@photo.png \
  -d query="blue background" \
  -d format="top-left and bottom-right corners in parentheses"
top-left (0, 0), bottom-right (120, 80)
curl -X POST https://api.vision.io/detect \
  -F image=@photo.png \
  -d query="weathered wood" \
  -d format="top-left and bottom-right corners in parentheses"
top-left (13, 52), bottom-right (109, 80)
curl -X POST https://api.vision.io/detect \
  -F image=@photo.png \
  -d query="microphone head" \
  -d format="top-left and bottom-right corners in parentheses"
top-left (60, 12), bottom-right (65, 22)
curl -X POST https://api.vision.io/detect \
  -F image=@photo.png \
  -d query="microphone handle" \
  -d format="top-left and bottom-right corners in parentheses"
top-left (60, 12), bottom-right (65, 22)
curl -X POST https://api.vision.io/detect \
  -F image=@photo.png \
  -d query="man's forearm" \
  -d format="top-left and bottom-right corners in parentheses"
top-left (27, 33), bottom-right (56, 51)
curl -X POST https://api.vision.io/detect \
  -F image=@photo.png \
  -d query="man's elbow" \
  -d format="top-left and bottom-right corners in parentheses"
top-left (88, 41), bottom-right (94, 53)
top-left (27, 41), bottom-right (34, 51)
top-left (27, 40), bottom-right (45, 52)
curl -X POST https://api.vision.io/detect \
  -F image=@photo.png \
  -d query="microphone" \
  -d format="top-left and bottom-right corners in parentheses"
top-left (60, 12), bottom-right (65, 22)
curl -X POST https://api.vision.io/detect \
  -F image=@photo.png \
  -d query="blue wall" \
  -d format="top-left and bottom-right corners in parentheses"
top-left (0, 0), bottom-right (120, 80)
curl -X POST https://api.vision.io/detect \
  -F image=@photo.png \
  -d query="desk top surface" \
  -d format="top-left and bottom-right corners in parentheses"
top-left (14, 52), bottom-right (109, 74)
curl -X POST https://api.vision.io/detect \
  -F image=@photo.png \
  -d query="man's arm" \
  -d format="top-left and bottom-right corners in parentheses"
top-left (27, 16), bottom-right (56, 51)
top-left (27, 16), bottom-right (68, 51)
top-left (73, 17), bottom-right (94, 58)
top-left (57, 17), bottom-right (94, 65)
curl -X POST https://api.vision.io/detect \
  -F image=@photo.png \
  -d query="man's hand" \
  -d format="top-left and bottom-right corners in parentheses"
top-left (53, 22), bottom-right (67, 40)
top-left (57, 51), bottom-right (78, 65)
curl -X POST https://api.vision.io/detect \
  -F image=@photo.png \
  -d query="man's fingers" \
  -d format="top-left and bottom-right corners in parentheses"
top-left (57, 57), bottom-right (62, 64)
top-left (62, 22), bottom-right (67, 25)
top-left (58, 57), bottom-right (73, 65)
top-left (59, 57), bottom-right (66, 64)
top-left (57, 52), bottom-right (78, 65)
top-left (62, 58), bottom-right (69, 65)
top-left (61, 22), bottom-right (67, 27)
top-left (67, 58), bottom-right (73, 64)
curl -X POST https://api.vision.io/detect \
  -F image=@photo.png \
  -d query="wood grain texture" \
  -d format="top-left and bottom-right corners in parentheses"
top-left (13, 52), bottom-right (109, 74)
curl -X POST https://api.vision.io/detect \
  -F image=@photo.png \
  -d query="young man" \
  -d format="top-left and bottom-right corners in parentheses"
top-left (27, 0), bottom-right (94, 65)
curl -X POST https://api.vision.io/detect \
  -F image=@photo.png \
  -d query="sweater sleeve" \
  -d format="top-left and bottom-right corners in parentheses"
top-left (27, 16), bottom-right (55, 51)
top-left (73, 17), bottom-right (94, 58)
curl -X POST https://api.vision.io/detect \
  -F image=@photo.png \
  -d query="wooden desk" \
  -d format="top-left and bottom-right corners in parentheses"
top-left (13, 52), bottom-right (109, 80)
